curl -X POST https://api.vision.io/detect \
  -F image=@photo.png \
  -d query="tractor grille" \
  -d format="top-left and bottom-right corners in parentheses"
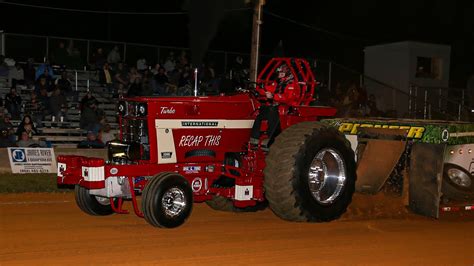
top-left (120, 118), bottom-right (150, 160)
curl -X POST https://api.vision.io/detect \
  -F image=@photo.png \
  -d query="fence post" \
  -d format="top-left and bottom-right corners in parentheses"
top-left (86, 40), bottom-right (90, 66)
top-left (328, 61), bottom-right (332, 92)
top-left (0, 31), bottom-right (5, 56)
top-left (423, 89), bottom-right (428, 120)
top-left (409, 85), bottom-right (412, 118)
top-left (123, 43), bottom-right (127, 63)
top-left (75, 71), bottom-right (78, 92)
top-left (224, 52), bottom-right (228, 74)
top-left (414, 86), bottom-right (418, 118)
top-left (46, 36), bottom-right (49, 60)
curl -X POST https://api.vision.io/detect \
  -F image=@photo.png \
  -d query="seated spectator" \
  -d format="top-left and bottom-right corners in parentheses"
top-left (36, 68), bottom-right (54, 89)
top-left (153, 66), bottom-right (169, 95)
top-left (49, 87), bottom-right (68, 121)
top-left (24, 92), bottom-right (45, 128)
top-left (51, 41), bottom-right (69, 66)
top-left (99, 124), bottom-right (116, 144)
top-left (16, 115), bottom-right (38, 140)
top-left (80, 91), bottom-right (97, 111)
top-left (77, 131), bottom-right (105, 149)
top-left (367, 94), bottom-right (382, 117)
top-left (55, 71), bottom-right (72, 94)
top-left (9, 63), bottom-right (25, 88)
top-left (136, 56), bottom-right (148, 73)
top-left (127, 67), bottom-right (142, 97)
top-left (107, 46), bottom-right (121, 66)
top-left (24, 58), bottom-right (36, 88)
top-left (91, 48), bottom-right (106, 70)
top-left (0, 113), bottom-right (16, 144)
top-left (0, 55), bottom-right (9, 77)
top-left (0, 127), bottom-right (16, 148)
top-left (35, 61), bottom-right (54, 81)
top-left (164, 52), bottom-right (176, 73)
top-left (114, 62), bottom-right (129, 96)
top-left (80, 100), bottom-right (102, 132)
top-left (35, 76), bottom-right (52, 95)
top-left (17, 131), bottom-right (46, 148)
top-left (4, 87), bottom-right (22, 120)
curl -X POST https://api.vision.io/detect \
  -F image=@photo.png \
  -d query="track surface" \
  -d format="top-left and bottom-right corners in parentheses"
top-left (1, 193), bottom-right (473, 265)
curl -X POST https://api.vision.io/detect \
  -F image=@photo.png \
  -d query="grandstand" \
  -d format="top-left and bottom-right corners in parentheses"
top-left (1, 70), bottom-right (119, 148)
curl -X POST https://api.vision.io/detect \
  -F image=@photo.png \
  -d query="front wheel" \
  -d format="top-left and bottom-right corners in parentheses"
top-left (441, 163), bottom-right (474, 201)
top-left (75, 185), bottom-right (115, 216)
top-left (264, 122), bottom-right (356, 222)
top-left (142, 172), bottom-right (193, 228)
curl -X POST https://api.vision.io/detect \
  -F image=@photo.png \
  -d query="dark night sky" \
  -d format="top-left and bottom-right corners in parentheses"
top-left (1, 0), bottom-right (473, 85)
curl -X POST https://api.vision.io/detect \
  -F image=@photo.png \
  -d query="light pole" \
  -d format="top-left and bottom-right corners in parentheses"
top-left (249, 0), bottom-right (265, 82)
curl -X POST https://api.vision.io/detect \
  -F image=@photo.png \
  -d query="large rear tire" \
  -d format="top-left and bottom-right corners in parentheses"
top-left (142, 172), bottom-right (193, 228)
top-left (264, 122), bottom-right (356, 222)
top-left (74, 185), bottom-right (115, 216)
top-left (441, 163), bottom-right (474, 201)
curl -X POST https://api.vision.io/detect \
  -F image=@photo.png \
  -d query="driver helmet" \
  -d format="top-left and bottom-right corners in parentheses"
top-left (277, 64), bottom-right (292, 81)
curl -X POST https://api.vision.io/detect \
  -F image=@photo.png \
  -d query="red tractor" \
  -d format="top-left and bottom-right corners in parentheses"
top-left (57, 58), bottom-right (357, 228)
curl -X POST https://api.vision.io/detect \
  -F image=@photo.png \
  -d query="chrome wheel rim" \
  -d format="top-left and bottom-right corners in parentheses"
top-left (447, 168), bottom-right (472, 188)
top-left (95, 196), bottom-right (111, 206)
top-left (161, 187), bottom-right (186, 217)
top-left (308, 148), bottom-right (346, 205)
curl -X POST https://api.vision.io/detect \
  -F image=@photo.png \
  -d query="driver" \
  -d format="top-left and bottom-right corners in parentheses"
top-left (250, 64), bottom-right (294, 147)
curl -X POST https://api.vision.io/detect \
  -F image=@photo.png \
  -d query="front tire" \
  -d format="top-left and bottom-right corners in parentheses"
top-left (142, 172), bottom-right (193, 228)
top-left (264, 122), bottom-right (356, 222)
top-left (74, 185), bottom-right (115, 216)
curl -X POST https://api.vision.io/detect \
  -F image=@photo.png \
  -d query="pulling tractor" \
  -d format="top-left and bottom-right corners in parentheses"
top-left (57, 58), bottom-right (474, 228)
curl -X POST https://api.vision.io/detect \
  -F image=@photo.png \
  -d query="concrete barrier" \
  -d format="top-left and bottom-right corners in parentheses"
top-left (0, 148), bottom-right (108, 174)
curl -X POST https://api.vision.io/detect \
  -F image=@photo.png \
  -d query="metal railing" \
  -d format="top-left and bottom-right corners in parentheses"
top-left (1, 32), bottom-right (252, 76)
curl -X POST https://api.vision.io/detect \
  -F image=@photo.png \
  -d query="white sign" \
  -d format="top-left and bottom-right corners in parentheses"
top-left (7, 148), bottom-right (57, 174)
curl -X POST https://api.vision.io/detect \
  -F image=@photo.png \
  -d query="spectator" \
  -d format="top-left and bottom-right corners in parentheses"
top-left (55, 71), bottom-right (72, 93)
top-left (367, 94), bottom-right (381, 117)
top-left (127, 67), bottom-right (142, 97)
top-left (49, 87), bottom-right (68, 121)
top-left (153, 66), bottom-right (169, 95)
top-left (9, 63), bottom-right (25, 88)
top-left (77, 131), bottom-right (105, 149)
top-left (99, 62), bottom-right (114, 93)
top-left (4, 87), bottom-right (22, 119)
top-left (35, 76), bottom-right (52, 95)
top-left (36, 68), bottom-right (54, 90)
top-left (91, 48), bottom-right (107, 70)
top-left (0, 55), bottom-right (9, 77)
top-left (51, 41), bottom-right (69, 66)
top-left (177, 50), bottom-right (189, 68)
top-left (114, 62), bottom-right (129, 96)
top-left (99, 124), bottom-right (116, 144)
top-left (0, 127), bottom-right (16, 147)
top-left (37, 87), bottom-right (50, 119)
top-left (80, 100), bottom-right (102, 132)
top-left (16, 115), bottom-right (38, 140)
top-left (0, 113), bottom-right (16, 144)
top-left (24, 92), bottom-right (45, 128)
top-left (80, 91), bottom-right (97, 111)
top-left (107, 46), bottom-right (121, 66)
top-left (24, 58), bottom-right (36, 88)
top-left (35, 61), bottom-right (54, 81)
top-left (136, 56), bottom-right (148, 73)
top-left (17, 131), bottom-right (46, 148)
top-left (164, 52), bottom-right (176, 73)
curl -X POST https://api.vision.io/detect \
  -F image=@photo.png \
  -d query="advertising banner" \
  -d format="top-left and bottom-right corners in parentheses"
top-left (7, 148), bottom-right (57, 174)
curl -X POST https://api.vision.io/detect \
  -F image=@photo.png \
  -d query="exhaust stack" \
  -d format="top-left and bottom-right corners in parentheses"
top-left (194, 68), bottom-right (199, 96)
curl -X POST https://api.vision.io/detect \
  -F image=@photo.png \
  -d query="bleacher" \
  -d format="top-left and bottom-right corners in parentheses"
top-left (1, 70), bottom-right (119, 148)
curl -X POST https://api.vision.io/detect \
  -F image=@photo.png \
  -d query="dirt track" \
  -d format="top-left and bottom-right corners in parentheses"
top-left (1, 193), bottom-right (473, 265)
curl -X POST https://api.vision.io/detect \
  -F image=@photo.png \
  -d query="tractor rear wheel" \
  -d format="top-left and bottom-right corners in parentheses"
top-left (74, 185), bottom-right (115, 216)
top-left (264, 122), bottom-right (356, 222)
top-left (142, 172), bottom-right (193, 228)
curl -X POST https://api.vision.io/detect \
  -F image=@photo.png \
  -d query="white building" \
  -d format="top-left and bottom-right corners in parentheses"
top-left (364, 41), bottom-right (451, 117)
